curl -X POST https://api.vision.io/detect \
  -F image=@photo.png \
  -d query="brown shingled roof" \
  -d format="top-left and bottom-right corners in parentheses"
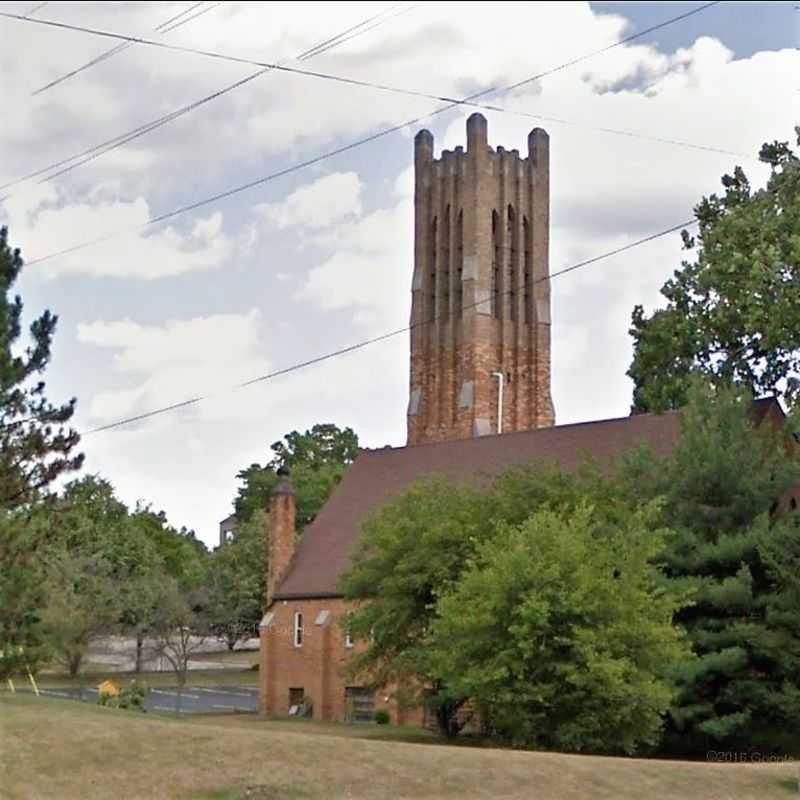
top-left (273, 399), bottom-right (785, 600)
top-left (273, 411), bottom-right (690, 600)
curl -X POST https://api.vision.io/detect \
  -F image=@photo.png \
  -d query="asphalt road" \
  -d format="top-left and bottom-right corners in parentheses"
top-left (22, 685), bottom-right (259, 714)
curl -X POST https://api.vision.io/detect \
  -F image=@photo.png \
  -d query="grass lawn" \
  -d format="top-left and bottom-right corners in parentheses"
top-left (28, 668), bottom-right (258, 690)
top-left (1, 694), bottom-right (797, 800)
top-left (189, 649), bottom-right (260, 668)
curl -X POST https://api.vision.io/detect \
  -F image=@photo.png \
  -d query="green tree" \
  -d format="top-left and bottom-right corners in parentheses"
top-left (39, 549), bottom-right (120, 677)
top-left (234, 423), bottom-right (359, 527)
top-left (130, 503), bottom-right (206, 585)
top-left (341, 468), bottom-right (684, 743)
top-left (269, 423), bottom-right (359, 471)
top-left (628, 131), bottom-right (800, 413)
top-left (0, 227), bottom-right (82, 679)
top-left (0, 512), bottom-right (51, 679)
top-left (428, 504), bottom-right (688, 753)
top-left (207, 510), bottom-right (266, 649)
top-left (758, 507), bottom-right (800, 745)
top-left (623, 382), bottom-right (800, 753)
top-left (340, 478), bottom-right (494, 735)
top-left (150, 576), bottom-right (211, 713)
top-left (38, 476), bottom-right (171, 673)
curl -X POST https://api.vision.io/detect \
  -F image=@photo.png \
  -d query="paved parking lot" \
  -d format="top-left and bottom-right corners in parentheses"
top-left (24, 685), bottom-right (259, 714)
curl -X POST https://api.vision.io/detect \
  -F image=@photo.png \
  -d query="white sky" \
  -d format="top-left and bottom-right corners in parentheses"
top-left (1, 1), bottom-right (797, 546)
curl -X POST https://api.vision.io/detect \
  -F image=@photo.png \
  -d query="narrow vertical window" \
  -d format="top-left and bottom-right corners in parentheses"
top-left (429, 217), bottom-right (437, 321)
top-left (455, 210), bottom-right (463, 316)
top-left (523, 215), bottom-right (531, 324)
top-left (293, 611), bottom-right (303, 647)
top-left (442, 205), bottom-right (451, 320)
top-left (491, 210), bottom-right (500, 318)
top-left (507, 205), bottom-right (515, 321)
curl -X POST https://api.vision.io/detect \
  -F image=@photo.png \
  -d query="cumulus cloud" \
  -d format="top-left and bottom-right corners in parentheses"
top-left (255, 172), bottom-right (363, 230)
top-left (76, 310), bottom-right (268, 422)
top-left (2, 183), bottom-right (234, 279)
top-left (3, 1), bottom-right (795, 545)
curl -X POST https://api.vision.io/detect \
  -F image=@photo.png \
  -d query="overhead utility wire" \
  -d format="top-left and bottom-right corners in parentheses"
top-left (24, 2), bottom-right (48, 16)
top-left (160, 1), bottom-right (223, 34)
top-left (5, 2), bottom-right (737, 159)
top-left (2, 1), bottom-right (721, 80)
top-left (31, 1), bottom-right (213, 95)
top-left (79, 218), bottom-right (695, 436)
top-left (19, 1), bottom-right (722, 267)
top-left (0, 2), bottom-right (411, 195)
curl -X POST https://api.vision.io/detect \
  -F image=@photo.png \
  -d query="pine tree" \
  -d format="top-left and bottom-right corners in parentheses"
top-left (626, 382), bottom-right (800, 753)
top-left (0, 227), bottom-right (82, 678)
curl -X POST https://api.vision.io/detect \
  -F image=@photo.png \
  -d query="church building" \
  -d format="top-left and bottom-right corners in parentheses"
top-left (257, 114), bottom-right (788, 724)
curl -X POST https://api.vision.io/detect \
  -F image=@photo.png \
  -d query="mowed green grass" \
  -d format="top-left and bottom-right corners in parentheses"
top-left (1, 694), bottom-right (796, 800)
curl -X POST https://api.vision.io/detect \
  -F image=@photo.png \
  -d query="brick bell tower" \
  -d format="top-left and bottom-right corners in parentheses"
top-left (407, 113), bottom-right (555, 446)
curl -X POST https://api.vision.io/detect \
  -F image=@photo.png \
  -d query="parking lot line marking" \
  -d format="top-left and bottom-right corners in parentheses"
top-left (150, 689), bottom-right (200, 700)
top-left (189, 687), bottom-right (257, 698)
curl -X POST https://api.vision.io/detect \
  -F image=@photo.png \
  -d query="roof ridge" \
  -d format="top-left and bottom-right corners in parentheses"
top-left (358, 410), bottom-right (671, 456)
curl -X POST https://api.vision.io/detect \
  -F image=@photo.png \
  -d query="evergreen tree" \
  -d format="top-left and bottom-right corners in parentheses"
top-left (0, 227), bottom-right (82, 679)
top-left (0, 227), bottom-right (82, 509)
top-left (624, 382), bottom-right (800, 753)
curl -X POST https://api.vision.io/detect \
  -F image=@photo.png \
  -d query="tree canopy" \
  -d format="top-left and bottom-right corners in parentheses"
top-left (429, 503), bottom-right (688, 753)
top-left (341, 468), bottom-right (689, 749)
top-left (628, 131), bottom-right (800, 413)
top-left (622, 382), bottom-right (800, 754)
top-left (0, 227), bottom-right (82, 510)
top-left (0, 228), bottom-right (82, 678)
top-left (234, 423), bottom-right (358, 528)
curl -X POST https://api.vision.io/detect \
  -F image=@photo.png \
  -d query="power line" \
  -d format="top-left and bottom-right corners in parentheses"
top-left (7, 1), bottom-right (738, 160)
top-left (0, 2), bottom-right (411, 195)
top-left (2, 2), bottom-right (722, 82)
top-left (501, 1), bottom-right (722, 94)
top-left (24, 1), bottom-right (48, 16)
top-left (18, 1), bottom-right (723, 266)
top-left (0, 1), bottom-right (725, 197)
top-left (31, 1), bottom-right (213, 95)
top-left (154, 2), bottom-right (209, 32)
top-left (80, 218), bottom-right (695, 436)
top-left (160, 1), bottom-right (223, 34)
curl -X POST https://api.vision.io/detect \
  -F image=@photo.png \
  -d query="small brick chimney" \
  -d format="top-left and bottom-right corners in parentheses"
top-left (267, 466), bottom-right (296, 604)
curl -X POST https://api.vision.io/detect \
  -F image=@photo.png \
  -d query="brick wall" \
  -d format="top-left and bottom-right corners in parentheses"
top-left (407, 113), bottom-right (554, 446)
top-left (259, 597), bottom-right (424, 726)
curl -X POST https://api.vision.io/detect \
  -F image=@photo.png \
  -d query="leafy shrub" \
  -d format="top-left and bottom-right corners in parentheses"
top-left (96, 680), bottom-right (147, 712)
top-left (118, 682), bottom-right (146, 711)
top-left (374, 709), bottom-right (390, 725)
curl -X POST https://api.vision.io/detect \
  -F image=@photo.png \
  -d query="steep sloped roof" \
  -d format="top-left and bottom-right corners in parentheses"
top-left (273, 410), bottom-right (693, 600)
top-left (274, 398), bottom-right (786, 600)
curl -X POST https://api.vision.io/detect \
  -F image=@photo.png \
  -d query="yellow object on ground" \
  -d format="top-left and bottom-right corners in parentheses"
top-left (96, 679), bottom-right (120, 697)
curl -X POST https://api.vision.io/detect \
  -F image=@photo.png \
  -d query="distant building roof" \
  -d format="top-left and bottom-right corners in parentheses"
top-left (219, 514), bottom-right (237, 526)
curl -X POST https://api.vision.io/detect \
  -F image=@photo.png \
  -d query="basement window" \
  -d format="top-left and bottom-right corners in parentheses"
top-left (293, 611), bottom-right (303, 647)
